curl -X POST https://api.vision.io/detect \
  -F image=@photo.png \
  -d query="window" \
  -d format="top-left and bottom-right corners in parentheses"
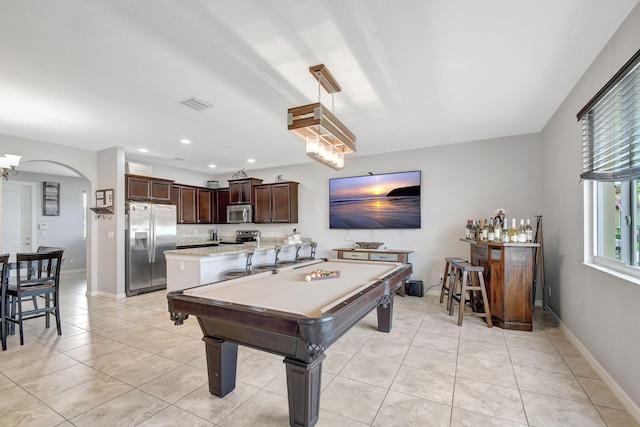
top-left (83, 191), bottom-right (87, 239)
top-left (580, 49), bottom-right (640, 275)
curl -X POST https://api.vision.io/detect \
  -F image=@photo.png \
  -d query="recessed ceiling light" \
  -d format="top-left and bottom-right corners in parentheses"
top-left (208, 164), bottom-right (216, 168)
top-left (180, 139), bottom-right (191, 144)
top-left (247, 158), bottom-right (255, 163)
top-left (138, 148), bottom-right (148, 153)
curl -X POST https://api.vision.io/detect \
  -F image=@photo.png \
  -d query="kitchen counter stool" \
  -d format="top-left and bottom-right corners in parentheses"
top-left (222, 250), bottom-right (254, 280)
top-left (440, 257), bottom-right (467, 310)
top-left (448, 261), bottom-right (492, 328)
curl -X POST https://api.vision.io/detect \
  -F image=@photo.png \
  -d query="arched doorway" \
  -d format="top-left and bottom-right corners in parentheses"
top-left (2, 160), bottom-right (89, 285)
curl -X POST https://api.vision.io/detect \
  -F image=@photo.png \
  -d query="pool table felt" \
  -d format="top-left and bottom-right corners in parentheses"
top-left (182, 259), bottom-right (404, 317)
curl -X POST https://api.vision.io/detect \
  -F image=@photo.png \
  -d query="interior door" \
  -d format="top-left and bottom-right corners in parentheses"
top-left (2, 182), bottom-right (33, 253)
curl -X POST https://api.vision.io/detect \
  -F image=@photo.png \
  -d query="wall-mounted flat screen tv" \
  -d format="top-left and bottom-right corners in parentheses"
top-left (329, 170), bottom-right (421, 229)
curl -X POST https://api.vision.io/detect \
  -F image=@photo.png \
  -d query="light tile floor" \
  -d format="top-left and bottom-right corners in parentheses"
top-left (1, 271), bottom-right (638, 427)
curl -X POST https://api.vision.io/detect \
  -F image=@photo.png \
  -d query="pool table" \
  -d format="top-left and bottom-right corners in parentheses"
top-left (167, 258), bottom-right (412, 427)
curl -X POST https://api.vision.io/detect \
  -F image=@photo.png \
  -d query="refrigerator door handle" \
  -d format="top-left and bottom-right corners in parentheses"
top-left (149, 208), bottom-right (155, 263)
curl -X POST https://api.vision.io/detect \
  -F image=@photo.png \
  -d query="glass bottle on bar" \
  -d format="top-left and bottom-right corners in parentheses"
top-left (502, 219), bottom-right (510, 243)
top-left (525, 218), bottom-right (533, 243)
top-left (482, 218), bottom-right (489, 242)
top-left (465, 220), bottom-right (472, 239)
top-left (518, 219), bottom-right (526, 243)
top-left (487, 218), bottom-right (495, 242)
top-left (494, 217), bottom-right (502, 242)
top-left (509, 218), bottom-right (518, 243)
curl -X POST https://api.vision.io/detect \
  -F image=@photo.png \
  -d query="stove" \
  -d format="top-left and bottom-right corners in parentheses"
top-left (218, 230), bottom-right (260, 245)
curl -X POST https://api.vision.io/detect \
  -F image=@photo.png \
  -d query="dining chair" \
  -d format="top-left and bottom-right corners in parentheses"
top-left (37, 246), bottom-right (64, 253)
top-left (0, 253), bottom-right (9, 351)
top-left (5, 250), bottom-right (64, 345)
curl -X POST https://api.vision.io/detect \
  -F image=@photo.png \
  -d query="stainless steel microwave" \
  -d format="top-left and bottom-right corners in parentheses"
top-left (227, 204), bottom-right (253, 223)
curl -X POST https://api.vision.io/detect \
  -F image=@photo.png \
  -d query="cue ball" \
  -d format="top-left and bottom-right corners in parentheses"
top-left (305, 274), bottom-right (312, 282)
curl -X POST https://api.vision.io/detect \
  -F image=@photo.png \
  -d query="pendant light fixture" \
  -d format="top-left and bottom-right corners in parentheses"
top-left (287, 65), bottom-right (356, 170)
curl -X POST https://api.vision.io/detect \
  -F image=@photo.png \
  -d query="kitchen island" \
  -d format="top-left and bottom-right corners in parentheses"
top-left (164, 240), bottom-right (307, 292)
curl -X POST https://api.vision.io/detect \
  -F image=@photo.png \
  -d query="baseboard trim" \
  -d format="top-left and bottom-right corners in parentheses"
top-left (61, 268), bottom-right (86, 275)
top-left (545, 306), bottom-right (640, 423)
top-left (87, 290), bottom-right (127, 300)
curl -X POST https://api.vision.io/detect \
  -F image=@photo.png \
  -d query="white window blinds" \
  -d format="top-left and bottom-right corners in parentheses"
top-left (579, 49), bottom-right (640, 182)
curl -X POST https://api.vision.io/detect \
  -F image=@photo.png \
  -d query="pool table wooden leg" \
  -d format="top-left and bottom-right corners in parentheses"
top-left (376, 293), bottom-right (394, 332)
top-left (202, 336), bottom-right (238, 397)
top-left (284, 354), bottom-right (325, 427)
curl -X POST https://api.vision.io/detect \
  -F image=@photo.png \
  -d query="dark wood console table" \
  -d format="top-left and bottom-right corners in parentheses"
top-left (461, 239), bottom-right (539, 331)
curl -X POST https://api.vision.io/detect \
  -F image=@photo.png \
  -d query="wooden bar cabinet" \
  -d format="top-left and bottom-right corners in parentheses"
top-left (461, 239), bottom-right (539, 331)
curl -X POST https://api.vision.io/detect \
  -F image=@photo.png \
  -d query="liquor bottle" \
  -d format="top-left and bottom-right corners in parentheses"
top-left (487, 218), bottom-right (495, 242)
top-left (465, 220), bottom-right (472, 239)
top-left (502, 219), bottom-right (509, 243)
top-left (471, 220), bottom-right (477, 240)
top-left (518, 219), bottom-right (526, 243)
top-left (525, 218), bottom-right (533, 243)
top-left (494, 218), bottom-right (502, 242)
top-left (509, 218), bottom-right (518, 243)
top-left (481, 218), bottom-right (489, 242)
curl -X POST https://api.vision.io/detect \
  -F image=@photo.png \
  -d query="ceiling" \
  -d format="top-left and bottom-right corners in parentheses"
top-left (1, 1), bottom-right (638, 176)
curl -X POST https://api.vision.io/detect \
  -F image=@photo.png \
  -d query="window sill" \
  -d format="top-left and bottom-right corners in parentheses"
top-left (584, 258), bottom-right (640, 286)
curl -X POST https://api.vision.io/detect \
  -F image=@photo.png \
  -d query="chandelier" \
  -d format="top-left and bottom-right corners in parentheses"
top-left (287, 65), bottom-right (356, 170)
top-left (0, 154), bottom-right (21, 180)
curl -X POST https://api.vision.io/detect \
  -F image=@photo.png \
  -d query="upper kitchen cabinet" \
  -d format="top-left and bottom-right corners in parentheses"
top-left (228, 178), bottom-right (263, 204)
top-left (171, 185), bottom-right (197, 224)
top-left (214, 189), bottom-right (229, 224)
top-left (126, 175), bottom-right (173, 202)
top-left (254, 182), bottom-right (299, 223)
top-left (197, 188), bottom-right (214, 224)
top-left (172, 185), bottom-right (216, 224)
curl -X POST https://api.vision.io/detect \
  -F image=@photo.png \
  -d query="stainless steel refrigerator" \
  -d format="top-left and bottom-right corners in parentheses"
top-left (126, 202), bottom-right (177, 296)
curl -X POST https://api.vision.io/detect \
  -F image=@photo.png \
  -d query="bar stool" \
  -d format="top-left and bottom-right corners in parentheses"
top-left (253, 246), bottom-right (281, 273)
top-left (448, 261), bottom-right (492, 327)
top-left (222, 250), bottom-right (254, 280)
top-left (297, 241), bottom-right (317, 263)
top-left (277, 244), bottom-right (300, 267)
top-left (439, 257), bottom-right (467, 310)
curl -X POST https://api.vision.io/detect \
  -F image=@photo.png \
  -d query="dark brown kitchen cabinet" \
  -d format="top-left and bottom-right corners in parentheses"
top-left (172, 185), bottom-right (217, 224)
top-left (171, 185), bottom-right (197, 224)
top-left (126, 174), bottom-right (173, 202)
top-left (214, 189), bottom-right (229, 224)
top-left (254, 182), bottom-right (298, 223)
top-left (197, 188), bottom-right (213, 224)
top-left (228, 178), bottom-right (263, 204)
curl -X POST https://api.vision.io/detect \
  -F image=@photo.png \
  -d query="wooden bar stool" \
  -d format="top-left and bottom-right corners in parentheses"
top-left (440, 257), bottom-right (467, 309)
top-left (448, 261), bottom-right (492, 327)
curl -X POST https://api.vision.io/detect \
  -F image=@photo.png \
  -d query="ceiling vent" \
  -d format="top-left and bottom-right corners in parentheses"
top-left (179, 96), bottom-right (214, 111)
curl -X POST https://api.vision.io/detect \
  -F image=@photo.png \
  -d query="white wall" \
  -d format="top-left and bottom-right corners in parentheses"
top-left (541, 2), bottom-right (640, 410)
top-left (9, 171), bottom-right (87, 270)
top-left (210, 132), bottom-right (542, 289)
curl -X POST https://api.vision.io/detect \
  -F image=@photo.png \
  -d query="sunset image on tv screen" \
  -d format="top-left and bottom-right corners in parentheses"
top-left (329, 171), bottom-right (421, 229)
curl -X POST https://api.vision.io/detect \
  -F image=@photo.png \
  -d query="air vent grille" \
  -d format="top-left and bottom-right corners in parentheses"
top-left (179, 96), bottom-right (214, 111)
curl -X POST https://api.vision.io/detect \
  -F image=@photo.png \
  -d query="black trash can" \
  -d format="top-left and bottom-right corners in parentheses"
top-left (405, 280), bottom-right (424, 297)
